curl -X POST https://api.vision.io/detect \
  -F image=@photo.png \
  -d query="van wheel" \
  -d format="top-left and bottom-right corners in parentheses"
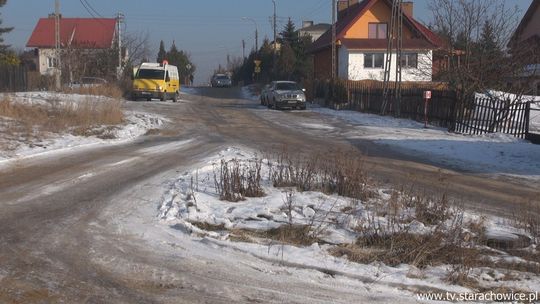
top-left (147, 98), bottom-right (151, 101)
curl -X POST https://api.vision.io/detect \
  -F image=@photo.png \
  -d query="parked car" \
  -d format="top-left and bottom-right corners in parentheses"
top-left (211, 74), bottom-right (232, 88)
top-left (266, 81), bottom-right (307, 110)
top-left (260, 84), bottom-right (271, 106)
top-left (68, 77), bottom-right (107, 89)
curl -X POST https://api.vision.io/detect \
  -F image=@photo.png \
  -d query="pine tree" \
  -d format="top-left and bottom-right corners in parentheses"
top-left (0, 0), bottom-right (14, 53)
top-left (279, 18), bottom-right (298, 46)
top-left (478, 21), bottom-right (501, 57)
top-left (157, 40), bottom-right (167, 63)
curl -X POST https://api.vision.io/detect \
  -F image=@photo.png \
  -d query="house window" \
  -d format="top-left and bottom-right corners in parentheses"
top-left (400, 53), bottom-right (418, 68)
top-left (364, 53), bottom-right (384, 68)
top-left (47, 57), bottom-right (57, 68)
top-left (368, 23), bottom-right (387, 39)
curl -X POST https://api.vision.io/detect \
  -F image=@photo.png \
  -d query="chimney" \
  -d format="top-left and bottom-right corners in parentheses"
top-left (302, 20), bottom-right (314, 29)
top-left (401, 2), bottom-right (413, 17)
top-left (338, 0), bottom-right (359, 21)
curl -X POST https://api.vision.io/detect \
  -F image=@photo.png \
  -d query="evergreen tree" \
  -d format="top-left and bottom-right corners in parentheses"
top-left (279, 18), bottom-right (298, 46)
top-left (166, 41), bottom-right (196, 82)
top-left (478, 21), bottom-right (501, 57)
top-left (157, 40), bottom-right (166, 63)
top-left (0, 0), bottom-right (14, 53)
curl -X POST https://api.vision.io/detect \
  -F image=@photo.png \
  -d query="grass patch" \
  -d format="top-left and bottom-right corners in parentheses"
top-left (0, 95), bottom-right (124, 136)
top-left (63, 83), bottom-right (124, 99)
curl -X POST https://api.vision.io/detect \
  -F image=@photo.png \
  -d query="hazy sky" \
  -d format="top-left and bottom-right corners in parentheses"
top-left (2, 0), bottom-right (531, 84)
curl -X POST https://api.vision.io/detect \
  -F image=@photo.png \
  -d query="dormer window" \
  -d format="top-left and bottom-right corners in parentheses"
top-left (368, 23), bottom-right (387, 39)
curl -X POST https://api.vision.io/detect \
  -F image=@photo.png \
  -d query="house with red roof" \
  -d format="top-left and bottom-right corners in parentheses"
top-left (310, 0), bottom-right (442, 82)
top-left (26, 16), bottom-right (118, 76)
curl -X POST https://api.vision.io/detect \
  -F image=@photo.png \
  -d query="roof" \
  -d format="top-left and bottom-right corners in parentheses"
top-left (309, 0), bottom-right (443, 53)
top-left (509, 0), bottom-right (540, 46)
top-left (299, 23), bottom-right (332, 33)
top-left (341, 38), bottom-right (435, 50)
top-left (26, 18), bottom-right (117, 49)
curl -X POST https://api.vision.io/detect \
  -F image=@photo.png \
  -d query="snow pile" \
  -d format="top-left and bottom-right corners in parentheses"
top-left (159, 147), bottom-right (540, 296)
top-left (241, 85), bottom-right (260, 101)
top-left (0, 92), bottom-right (166, 162)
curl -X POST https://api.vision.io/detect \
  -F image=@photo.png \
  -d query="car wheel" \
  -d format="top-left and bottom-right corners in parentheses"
top-left (147, 98), bottom-right (152, 102)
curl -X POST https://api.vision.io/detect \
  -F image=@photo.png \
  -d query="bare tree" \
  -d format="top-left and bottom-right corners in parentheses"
top-left (428, 0), bottom-right (522, 100)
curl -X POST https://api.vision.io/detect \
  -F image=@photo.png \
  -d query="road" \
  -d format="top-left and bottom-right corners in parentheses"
top-left (0, 87), bottom-right (538, 303)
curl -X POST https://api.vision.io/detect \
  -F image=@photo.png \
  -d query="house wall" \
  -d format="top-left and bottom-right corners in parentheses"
top-left (520, 5), bottom-right (540, 43)
top-left (343, 0), bottom-right (413, 39)
top-left (38, 48), bottom-right (57, 76)
top-left (340, 47), bottom-right (432, 81)
top-left (314, 48), bottom-right (333, 79)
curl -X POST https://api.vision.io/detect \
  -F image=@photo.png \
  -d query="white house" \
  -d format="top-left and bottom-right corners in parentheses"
top-left (310, 0), bottom-right (442, 82)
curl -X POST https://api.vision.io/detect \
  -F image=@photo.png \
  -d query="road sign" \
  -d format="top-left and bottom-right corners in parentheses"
top-left (254, 60), bottom-right (261, 67)
top-left (254, 66), bottom-right (261, 73)
top-left (423, 90), bottom-right (432, 99)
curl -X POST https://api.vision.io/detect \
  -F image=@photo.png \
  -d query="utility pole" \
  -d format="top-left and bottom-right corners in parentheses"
top-left (331, 0), bottom-right (336, 80)
top-left (242, 39), bottom-right (246, 59)
top-left (241, 17), bottom-right (258, 54)
top-left (54, 0), bottom-right (61, 90)
top-left (381, 0), bottom-right (403, 116)
top-left (272, 0), bottom-right (277, 77)
top-left (116, 12), bottom-right (124, 79)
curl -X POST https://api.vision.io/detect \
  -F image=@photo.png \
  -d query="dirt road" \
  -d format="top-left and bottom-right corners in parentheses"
top-left (0, 87), bottom-right (538, 303)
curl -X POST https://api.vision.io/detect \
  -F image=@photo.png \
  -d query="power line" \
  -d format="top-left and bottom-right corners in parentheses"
top-left (81, 0), bottom-right (104, 18)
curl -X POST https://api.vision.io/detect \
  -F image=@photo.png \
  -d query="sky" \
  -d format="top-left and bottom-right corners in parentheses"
top-left (1, 0), bottom-right (532, 84)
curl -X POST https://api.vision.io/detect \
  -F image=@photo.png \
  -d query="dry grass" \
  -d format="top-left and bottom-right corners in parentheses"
top-left (63, 83), bottom-right (124, 99)
top-left (270, 149), bottom-right (374, 200)
top-left (213, 158), bottom-right (264, 202)
top-left (0, 95), bottom-right (124, 137)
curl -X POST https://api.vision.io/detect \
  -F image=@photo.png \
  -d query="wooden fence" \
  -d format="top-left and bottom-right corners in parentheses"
top-left (0, 65), bottom-right (44, 92)
top-left (312, 79), bottom-right (456, 128)
top-left (311, 79), bottom-right (535, 140)
top-left (452, 97), bottom-right (530, 139)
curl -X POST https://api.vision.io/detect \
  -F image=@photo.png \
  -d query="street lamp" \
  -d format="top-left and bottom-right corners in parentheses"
top-left (241, 17), bottom-right (258, 53)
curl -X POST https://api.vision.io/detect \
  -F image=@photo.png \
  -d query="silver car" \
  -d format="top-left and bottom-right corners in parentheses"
top-left (266, 81), bottom-right (307, 110)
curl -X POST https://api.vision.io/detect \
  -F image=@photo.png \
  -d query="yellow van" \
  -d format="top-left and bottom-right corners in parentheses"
top-left (131, 62), bottom-right (180, 102)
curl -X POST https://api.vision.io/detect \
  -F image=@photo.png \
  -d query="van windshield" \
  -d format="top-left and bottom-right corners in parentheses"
top-left (137, 69), bottom-right (165, 80)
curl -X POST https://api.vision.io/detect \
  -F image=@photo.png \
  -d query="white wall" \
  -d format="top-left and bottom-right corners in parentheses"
top-left (339, 47), bottom-right (433, 82)
top-left (38, 48), bottom-right (57, 76)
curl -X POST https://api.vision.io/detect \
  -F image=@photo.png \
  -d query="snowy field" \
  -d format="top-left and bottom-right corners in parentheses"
top-left (158, 147), bottom-right (540, 302)
top-left (0, 92), bottom-right (166, 162)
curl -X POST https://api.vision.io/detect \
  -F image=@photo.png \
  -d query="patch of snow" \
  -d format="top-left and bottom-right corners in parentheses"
top-left (241, 85), bottom-right (259, 101)
top-left (156, 147), bottom-right (540, 299)
top-left (310, 105), bottom-right (540, 180)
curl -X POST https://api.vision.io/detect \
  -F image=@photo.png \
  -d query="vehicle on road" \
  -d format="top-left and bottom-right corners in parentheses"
top-left (131, 62), bottom-right (180, 102)
top-left (266, 81), bottom-right (307, 110)
top-left (211, 74), bottom-right (232, 88)
top-left (68, 77), bottom-right (108, 89)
